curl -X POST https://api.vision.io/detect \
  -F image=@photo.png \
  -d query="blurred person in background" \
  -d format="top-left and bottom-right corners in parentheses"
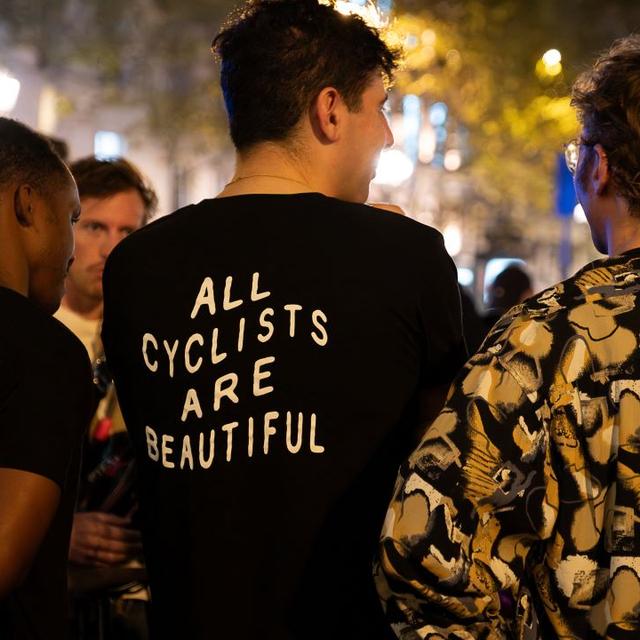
top-left (100, 0), bottom-right (467, 638)
top-left (483, 263), bottom-right (533, 335)
top-left (377, 34), bottom-right (640, 639)
top-left (0, 117), bottom-right (93, 640)
top-left (54, 157), bottom-right (157, 640)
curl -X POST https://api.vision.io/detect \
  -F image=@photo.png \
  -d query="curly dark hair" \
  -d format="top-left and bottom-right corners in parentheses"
top-left (0, 118), bottom-right (69, 194)
top-left (70, 157), bottom-right (158, 223)
top-left (572, 35), bottom-right (640, 213)
top-left (212, 0), bottom-right (401, 151)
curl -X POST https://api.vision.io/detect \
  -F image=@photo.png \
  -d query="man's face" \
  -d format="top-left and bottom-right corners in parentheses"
top-left (338, 73), bottom-right (394, 203)
top-left (27, 173), bottom-right (80, 314)
top-left (67, 189), bottom-right (146, 304)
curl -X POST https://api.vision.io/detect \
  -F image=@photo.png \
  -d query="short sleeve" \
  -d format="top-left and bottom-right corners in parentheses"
top-left (419, 234), bottom-right (467, 386)
top-left (0, 331), bottom-right (93, 489)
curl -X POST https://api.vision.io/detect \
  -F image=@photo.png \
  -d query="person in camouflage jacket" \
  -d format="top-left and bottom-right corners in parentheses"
top-left (377, 35), bottom-right (640, 640)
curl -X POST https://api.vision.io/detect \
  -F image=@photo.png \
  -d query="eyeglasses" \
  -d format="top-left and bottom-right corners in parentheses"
top-left (564, 139), bottom-right (580, 175)
top-left (564, 138), bottom-right (596, 176)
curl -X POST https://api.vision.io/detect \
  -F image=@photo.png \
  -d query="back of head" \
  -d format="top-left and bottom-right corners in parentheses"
top-left (488, 265), bottom-right (532, 311)
top-left (47, 136), bottom-right (70, 163)
top-left (572, 35), bottom-right (640, 214)
top-left (0, 118), bottom-right (68, 197)
top-left (212, 0), bottom-right (400, 151)
top-left (70, 156), bottom-right (158, 223)
top-left (0, 118), bottom-right (77, 314)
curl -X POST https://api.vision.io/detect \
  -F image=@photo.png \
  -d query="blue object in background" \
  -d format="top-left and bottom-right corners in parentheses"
top-left (403, 94), bottom-right (421, 164)
top-left (429, 102), bottom-right (448, 127)
top-left (555, 153), bottom-right (576, 278)
top-left (556, 153), bottom-right (577, 217)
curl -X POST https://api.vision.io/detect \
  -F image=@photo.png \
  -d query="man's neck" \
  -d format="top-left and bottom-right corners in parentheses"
top-left (217, 143), bottom-right (324, 198)
top-left (60, 291), bottom-right (103, 321)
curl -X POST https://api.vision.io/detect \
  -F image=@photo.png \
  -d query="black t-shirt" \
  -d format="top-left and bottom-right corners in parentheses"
top-left (0, 287), bottom-right (93, 640)
top-left (102, 193), bottom-right (466, 640)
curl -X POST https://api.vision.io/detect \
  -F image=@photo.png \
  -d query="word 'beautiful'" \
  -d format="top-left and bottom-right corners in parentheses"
top-left (145, 410), bottom-right (325, 470)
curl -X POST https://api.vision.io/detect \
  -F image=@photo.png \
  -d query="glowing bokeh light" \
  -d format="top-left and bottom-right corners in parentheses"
top-left (574, 203), bottom-right (588, 224)
top-left (374, 149), bottom-right (415, 186)
top-left (444, 149), bottom-right (462, 172)
top-left (443, 223), bottom-right (462, 257)
top-left (0, 70), bottom-right (21, 114)
top-left (542, 49), bottom-right (562, 66)
top-left (331, 1), bottom-right (386, 27)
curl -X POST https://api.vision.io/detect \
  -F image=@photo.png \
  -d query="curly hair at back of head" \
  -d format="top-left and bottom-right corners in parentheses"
top-left (572, 35), bottom-right (640, 214)
top-left (70, 157), bottom-right (158, 224)
top-left (0, 118), bottom-right (69, 195)
top-left (212, 0), bottom-right (401, 151)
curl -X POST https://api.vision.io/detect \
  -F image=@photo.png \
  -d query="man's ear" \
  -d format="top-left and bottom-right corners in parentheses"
top-left (13, 185), bottom-right (37, 228)
top-left (592, 144), bottom-right (611, 196)
top-left (311, 87), bottom-right (344, 144)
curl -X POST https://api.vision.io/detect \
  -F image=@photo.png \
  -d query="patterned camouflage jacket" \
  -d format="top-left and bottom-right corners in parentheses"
top-left (377, 250), bottom-right (640, 640)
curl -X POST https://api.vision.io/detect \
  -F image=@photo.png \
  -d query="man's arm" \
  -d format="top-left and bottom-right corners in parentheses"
top-left (0, 468), bottom-right (60, 599)
top-left (415, 235), bottom-right (467, 438)
top-left (376, 353), bottom-right (557, 638)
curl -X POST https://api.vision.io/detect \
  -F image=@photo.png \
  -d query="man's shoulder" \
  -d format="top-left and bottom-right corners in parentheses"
top-left (107, 196), bottom-right (446, 270)
top-left (332, 199), bottom-right (444, 241)
top-left (513, 252), bottom-right (638, 323)
top-left (109, 201), bottom-right (195, 252)
top-left (315, 198), bottom-right (449, 267)
top-left (477, 254), bottom-right (640, 391)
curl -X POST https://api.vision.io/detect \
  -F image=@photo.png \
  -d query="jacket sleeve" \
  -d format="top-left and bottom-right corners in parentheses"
top-left (376, 350), bottom-right (558, 639)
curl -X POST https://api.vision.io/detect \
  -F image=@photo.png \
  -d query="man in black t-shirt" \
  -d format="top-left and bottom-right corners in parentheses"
top-left (102, 2), bottom-right (467, 638)
top-left (0, 118), bottom-right (93, 639)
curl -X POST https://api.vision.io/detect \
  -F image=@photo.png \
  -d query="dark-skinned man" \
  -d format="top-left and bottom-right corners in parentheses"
top-left (0, 117), bottom-right (93, 640)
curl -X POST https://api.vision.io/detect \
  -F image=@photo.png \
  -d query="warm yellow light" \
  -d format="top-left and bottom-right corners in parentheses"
top-left (542, 49), bottom-right (562, 67)
top-left (331, 1), bottom-right (387, 28)
top-left (421, 29), bottom-right (436, 46)
top-left (536, 50), bottom-right (563, 79)
top-left (537, 49), bottom-right (563, 77)
top-left (546, 62), bottom-right (563, 77)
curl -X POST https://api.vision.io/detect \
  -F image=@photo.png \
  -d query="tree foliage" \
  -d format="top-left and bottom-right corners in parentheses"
top-left (3, 0), bottom-right (640, 218)
top-left (0, 0), bottom-right (236, 158)
top-left (391, 0), bottom-right (640, 218)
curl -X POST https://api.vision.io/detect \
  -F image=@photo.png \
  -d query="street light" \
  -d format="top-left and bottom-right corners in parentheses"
top-left (542, 49), bottom-right (562, 67)
top-left (537, 49), bottom-right (563, 78)
top-left (0, 69), bottom-right (21, 114)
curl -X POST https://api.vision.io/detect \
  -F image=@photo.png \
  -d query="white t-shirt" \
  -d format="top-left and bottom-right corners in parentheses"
top-left (54, 305), bottom-right (101, 363)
